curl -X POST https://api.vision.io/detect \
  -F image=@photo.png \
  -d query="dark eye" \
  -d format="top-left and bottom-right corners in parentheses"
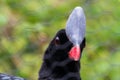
top-left (54, 36), bottom-right (60, 45)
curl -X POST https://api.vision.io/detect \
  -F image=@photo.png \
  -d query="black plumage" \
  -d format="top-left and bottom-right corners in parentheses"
top-left (39, 29), bottom-right (86, 80)
top-left (0, 73), bottom-right (25, 80)
top-left (0, 29), bottom-right (85, 80)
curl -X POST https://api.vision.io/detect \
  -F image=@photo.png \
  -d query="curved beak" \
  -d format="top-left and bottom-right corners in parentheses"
top-left (65, 7), bottom-right (86, 61)
top-left (69, 45), bottom-right (80, 61)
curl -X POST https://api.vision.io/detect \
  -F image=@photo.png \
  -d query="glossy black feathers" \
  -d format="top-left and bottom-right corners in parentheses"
top-left (0, 73), bottom-right (25, 80)
top-left (39, 29), bottom-right (86, 80)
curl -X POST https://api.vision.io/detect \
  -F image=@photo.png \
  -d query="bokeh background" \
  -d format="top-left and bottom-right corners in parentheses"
top-left (0, 0), bottom-right (120, 80)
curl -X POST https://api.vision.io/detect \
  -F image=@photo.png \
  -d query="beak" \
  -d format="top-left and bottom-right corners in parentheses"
top-left (65, 7), bottom-right (86, 61)
top-left (69, 45), bottom-right (80, 61)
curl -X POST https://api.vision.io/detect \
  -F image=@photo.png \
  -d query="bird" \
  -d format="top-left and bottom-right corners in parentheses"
top-left (0, 6), bottom-right (86, 80)
top-left (39, 29), bottom-right (86, 80)
top-left (0, 29), bottom-right (85, 80)
top-left (38, 6), bottom-right (86, 80)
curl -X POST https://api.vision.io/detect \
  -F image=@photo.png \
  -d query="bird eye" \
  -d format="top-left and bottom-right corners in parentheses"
top-left (54, 36), bottom-right (60, 45)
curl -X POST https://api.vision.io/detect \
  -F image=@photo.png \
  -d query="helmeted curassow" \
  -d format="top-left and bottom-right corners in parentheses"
top-left (0, 6), bottom-right (86, 80)
top-left (0, 29), bottom-right (85, 80)
top-left (39, 29), bottom-right (86, 80)
top-left (39, 7), bottom-right (86, 80)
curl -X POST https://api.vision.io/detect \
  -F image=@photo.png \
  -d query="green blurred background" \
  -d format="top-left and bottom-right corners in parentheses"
top-left (0, 0), bottom-right (120, 80)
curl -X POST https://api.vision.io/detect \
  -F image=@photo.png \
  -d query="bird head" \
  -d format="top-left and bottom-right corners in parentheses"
top-left (44, 29), bottom-right (85, 62)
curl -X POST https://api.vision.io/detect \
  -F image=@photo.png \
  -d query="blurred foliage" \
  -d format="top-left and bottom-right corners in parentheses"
top-left (0, 0), bottom-right (120, 80)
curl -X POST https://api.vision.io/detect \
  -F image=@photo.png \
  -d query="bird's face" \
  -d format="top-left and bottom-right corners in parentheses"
top-left (45, 29), bottom-right (85, 62)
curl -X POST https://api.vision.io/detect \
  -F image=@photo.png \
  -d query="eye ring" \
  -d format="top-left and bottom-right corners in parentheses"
top-left (54, 36), bottom-right (60, 45)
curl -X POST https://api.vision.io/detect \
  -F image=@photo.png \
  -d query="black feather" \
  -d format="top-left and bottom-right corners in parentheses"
top-left (0, 73), bottom-right (25, 80)
top-left (39, 29), bottom-right (86, 80)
